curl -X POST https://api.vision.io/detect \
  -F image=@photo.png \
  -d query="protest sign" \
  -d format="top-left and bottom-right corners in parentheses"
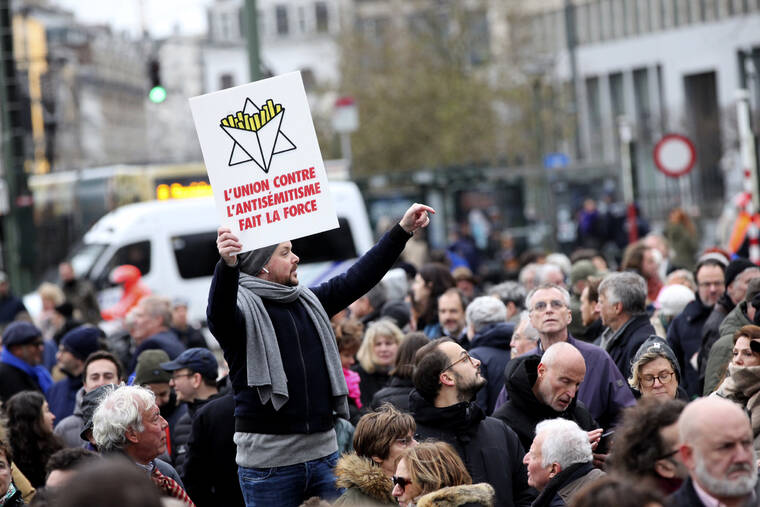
top-left (189, 71), bottom-right (338, 252)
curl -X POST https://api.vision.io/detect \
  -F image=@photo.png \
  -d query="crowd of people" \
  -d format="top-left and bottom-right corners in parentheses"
top-left (0, 202), bottom-right (759, 507)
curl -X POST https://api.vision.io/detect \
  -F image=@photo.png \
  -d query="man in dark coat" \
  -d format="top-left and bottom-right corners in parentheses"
top-left (493, 343), bottom-right (597, 452)
top-left (182, 392), bottom-right (243, 506)
top-left (410, 338), bottom-right (535, 507)
top-left (129, 295), bottom-right (186, 372)
top-left (697, 258), bottom-right (760, 389)
top-left (46, 326), bottom-right (104, 421)
top-left (670, 397), bottom-right (760, 507)
top-left (209, 203), bottom-right (433, 506)
top-left (466, 295), bottom-right (512, 414)
top-left (597, 272), bottom-right (655, 380)
top-left (0, 322), bottom-right (52, 402)
top-left (160, 347), bottom-right (222, 476)
top-left (667, 257), bottom-right (725, 397)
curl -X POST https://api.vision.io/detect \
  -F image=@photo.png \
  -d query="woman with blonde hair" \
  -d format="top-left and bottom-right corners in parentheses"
top-left (392, 441), bottom-right (494, 507)
top-left (354, 319), bottom-right (404, 407)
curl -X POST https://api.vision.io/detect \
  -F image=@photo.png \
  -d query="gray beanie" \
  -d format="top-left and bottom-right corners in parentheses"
top-left (631, 335), bottom-right (681, 384)
top-left (238, 244), bottom-right (278, 275)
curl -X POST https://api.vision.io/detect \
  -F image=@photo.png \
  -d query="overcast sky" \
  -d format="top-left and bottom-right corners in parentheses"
top-left (53, 0), bottom-right (209, 38)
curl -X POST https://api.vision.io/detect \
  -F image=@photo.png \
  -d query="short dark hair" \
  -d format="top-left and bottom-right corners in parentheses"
top-left (353, 404), bottom-right (416, 460)
top-left (413, 338), bottom-right (452, 402)
top-left (45, 447), bottom-right (98, 476)
top-left (437, 288), bottom-right (468, 313)
top-left (83, 351), bottom-right (124, 382)
top-left (607, 398), bottom-right (686, 478)
top-left (695, 257), bottom-right (726, 278)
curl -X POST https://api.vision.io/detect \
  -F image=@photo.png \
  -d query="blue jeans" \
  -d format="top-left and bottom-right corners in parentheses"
top-left (238, 452), bottom-right (342, 507)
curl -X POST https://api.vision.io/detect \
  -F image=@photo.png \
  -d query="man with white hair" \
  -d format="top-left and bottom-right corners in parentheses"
top-left (467, 296), bottom-right (513, 414)
top-left (92, 385), bottom-right (194, 505)
top-left (523, 418), bottom-right (605, 507)
top-left (671, 397), bottom-right (760, 506)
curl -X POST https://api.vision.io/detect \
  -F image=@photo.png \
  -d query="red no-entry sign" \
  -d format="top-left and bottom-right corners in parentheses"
top-left (653, 134), bottom-right (696, 178)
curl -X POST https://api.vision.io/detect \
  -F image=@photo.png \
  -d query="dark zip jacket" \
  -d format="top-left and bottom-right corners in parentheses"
top-left (207, 224), bottom-right (411, 435)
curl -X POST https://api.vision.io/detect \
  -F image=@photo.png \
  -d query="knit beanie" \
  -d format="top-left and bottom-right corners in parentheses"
top-left (725, 258), bottom-right (757, 287)
top-left (134, 349), bottom-right (172, 385)
top-left (632, 335), bottom-right (681, 383)
top-left (238, 244), bottom-right (278, 276)
top-left (570, 260), bottom-right (597, 286)
top-left (61, 326), bottom-right (103, 361)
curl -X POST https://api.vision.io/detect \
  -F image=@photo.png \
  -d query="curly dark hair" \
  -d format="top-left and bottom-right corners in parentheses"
top-left (415, 263), bottom-right (455, 329)
top-left (5, 391), bottom-right (64, 488)
top-left (606, 398), bottom-right (686, 479)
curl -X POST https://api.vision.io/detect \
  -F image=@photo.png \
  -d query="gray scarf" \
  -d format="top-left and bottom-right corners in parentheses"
top-left (237, 273), bottom-right (349, 418)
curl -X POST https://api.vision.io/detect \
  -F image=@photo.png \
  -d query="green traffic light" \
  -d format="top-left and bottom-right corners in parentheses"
top-left (149, 86), bottom-right (167, 103)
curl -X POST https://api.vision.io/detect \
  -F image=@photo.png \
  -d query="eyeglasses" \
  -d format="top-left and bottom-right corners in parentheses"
top-left (530, 299), bottom-right (566, 312)
top-left (698, 281), bottom-right (724, 288)
top-left (640, 371), bottom-right (675, 387)
top-left (442, 352), bottom-right (475, 372)
top-left (392, 476), bottom-right (412, 490)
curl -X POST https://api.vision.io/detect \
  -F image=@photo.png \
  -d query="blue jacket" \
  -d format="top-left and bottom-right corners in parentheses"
top-left (469, 322), bottom-right (513, 415)
top-left (207, 225), bottom-right (411, 435)
top-left (46, 375), bottom-right (83, 422)
top-left (666, 296), bottom-right (713, 398)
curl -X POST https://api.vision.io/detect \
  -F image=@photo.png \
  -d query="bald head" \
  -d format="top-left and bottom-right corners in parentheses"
top-left (534, 342), bottom-right (586, 412)
top-left (678, 397), bottom-right (757, 500)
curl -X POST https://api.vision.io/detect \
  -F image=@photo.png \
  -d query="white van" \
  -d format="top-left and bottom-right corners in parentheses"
top-left (63, 180), bottom-right (373, 326)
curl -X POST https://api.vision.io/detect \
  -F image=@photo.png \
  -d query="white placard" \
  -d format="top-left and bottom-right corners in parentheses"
top-left (189, 72), bottom-right (338, 253)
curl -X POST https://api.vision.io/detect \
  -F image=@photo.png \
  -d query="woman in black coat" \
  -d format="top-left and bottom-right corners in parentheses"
top-left (371, 332), bottom-right (429, 411)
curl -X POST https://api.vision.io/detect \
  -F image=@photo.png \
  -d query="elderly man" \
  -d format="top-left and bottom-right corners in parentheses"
top-left (495, 284), bottom-right (634, 429)
top-left (671, 397), bottom-right (760, 506)
top-left (667, 256), bottom-right (726, 397)
top-left (467, 295), bottom-right (512, 414)
top-left (436, 288), bottom-right (469, 348)
top-left (494, 342), bottom-right (598, 451)
top-left (597, 272), bottom-right (655, 380)
top-left (92, 385), bottom-right (194, 505)
top-left (510, 311), bottom-right (540, 359)
top-left (210, 203), bottom-right (433, 506)
top-left (523, 418), bottom-right (605, 507)
top-left (54, 350), bottom-right (123, 447)
top-left (607, 398), bottom-right (687, 495)
top-left (410, 338), bottom-right (535, 507)
top-left (130, 295), bottom-right (186, 371)
top-left (0, 321), bottom-right (52, 402)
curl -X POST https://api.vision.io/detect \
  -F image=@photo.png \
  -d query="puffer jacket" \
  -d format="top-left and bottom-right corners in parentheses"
top-left (417, 483), bottom-right (495, 507)
top-left (333, 453), bottom-right (396, 506)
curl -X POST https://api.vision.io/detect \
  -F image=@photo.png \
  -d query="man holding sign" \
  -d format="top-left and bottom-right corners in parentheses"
top-left (208, 203), bottom-right (433, 507)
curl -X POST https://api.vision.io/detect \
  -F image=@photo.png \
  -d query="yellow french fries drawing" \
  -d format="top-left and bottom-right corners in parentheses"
top-left (220, 99), bottom-right (283, 132)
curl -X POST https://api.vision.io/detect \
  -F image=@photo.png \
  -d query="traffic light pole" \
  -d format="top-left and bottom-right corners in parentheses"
top-left (245, 0), bottom-right (261, 82)
top-left (0, 0), bottom-right (35, 293)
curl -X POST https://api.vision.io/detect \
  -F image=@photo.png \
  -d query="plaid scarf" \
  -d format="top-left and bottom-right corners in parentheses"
top-left (151, 466), bottom-right (195, 506)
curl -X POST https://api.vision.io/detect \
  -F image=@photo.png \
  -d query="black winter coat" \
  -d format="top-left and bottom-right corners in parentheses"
top-left (601, 314), bottom-right (655, 381)
top-left (170, 392), bottom-right (224, 477)
top-left (370, 376), bottom-right (414, 411)
top-left (469, 322), bottom-right (513, 415)
top-left (353, 364), bottom-right (390, 409)
top-left (667, 296), bottom-right (713, 397)
top-left (182, 393), bottom-right (243, 507)
top-left (697, 293), bottom-right (733, 386)
top-left (492, 355), bottom-right (598, 452)
top-left (410, 390), bottom-right (535, 507)
top-left (0, 363), bottom-right (41, 403)
top-left (668, 476), bottom-right (760, 507)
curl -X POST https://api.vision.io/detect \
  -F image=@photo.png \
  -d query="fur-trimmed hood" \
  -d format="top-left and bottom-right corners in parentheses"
top-left (416, 483), bottom-right (495, 507)
top-left (334, 453), bottom-right (395, 505)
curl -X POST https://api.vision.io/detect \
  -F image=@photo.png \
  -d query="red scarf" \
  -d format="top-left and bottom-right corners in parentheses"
top-left (151, 466), bottom-right (195, 506)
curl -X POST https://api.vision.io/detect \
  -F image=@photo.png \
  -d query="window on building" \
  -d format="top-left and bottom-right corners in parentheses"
top-left (315, 2), bottom-right (329, 32)
top-left (298, 6), bottom-right (306, 33)
top-left (633, 68), bottom-right (652, 141)
top-left (600, 0), bottom-right (613, 40)
top-left (276, 5), bottom-right (289, 35)
top-left (220, 73), bottom-right (234, 89)
top-left (585, 76), bottom-right (603, 158)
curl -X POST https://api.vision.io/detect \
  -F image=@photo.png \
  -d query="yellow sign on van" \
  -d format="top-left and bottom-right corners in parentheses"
top-left (156, 182), bottom-right (214, 201)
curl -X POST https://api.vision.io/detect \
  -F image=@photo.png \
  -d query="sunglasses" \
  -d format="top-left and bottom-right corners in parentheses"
top-left (392, 476), bottom-right (412, 490)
